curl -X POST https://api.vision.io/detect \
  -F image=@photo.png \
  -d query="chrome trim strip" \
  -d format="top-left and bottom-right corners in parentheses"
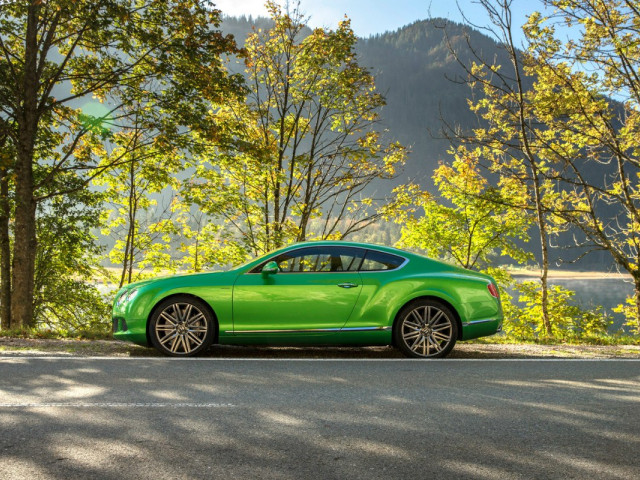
top-left (461, 319), bottom-right (496, 327)
top-left (341, 326), bottom-right (392, 332)
top-left (224, 326), bottom-right (392, 334)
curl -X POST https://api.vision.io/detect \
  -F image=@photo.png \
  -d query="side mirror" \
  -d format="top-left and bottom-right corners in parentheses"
top-left (261, 261), bottom-right (279, 275)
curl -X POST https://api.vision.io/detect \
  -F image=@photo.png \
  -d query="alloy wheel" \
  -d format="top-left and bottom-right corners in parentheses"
top-left (153, 302), bottom-right (210, 355)
top-left (400, 304), bottom-right (454, 357)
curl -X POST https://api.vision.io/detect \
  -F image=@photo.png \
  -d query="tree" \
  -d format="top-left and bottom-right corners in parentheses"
top-left (443, 0), bottom-right (569, 335)
top-left (0, 0), bottom-right (241, 328)
top-left (521, 0), bottom-right (640, 333)
top-left (510, 280), bottom-right (612, 340)
top-left (172, 204), bottom-right (233, 271)
top-left (96, 98), bottom-right (186, 287)
top-left (184, 1), bottom-right (406, 263)
top-left (33, 187), bottom-right (110, 336)
top-left (394, 151), bottom-right (533, 270)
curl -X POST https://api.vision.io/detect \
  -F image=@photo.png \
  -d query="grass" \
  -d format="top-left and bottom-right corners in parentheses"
top-left (468, 333), bottom-right (640, 346)
top-left (2, 328), bottom-right (639, 348)
top-left (2, 322), bottom-right (639, 347)
top-left (0, 327), bottom-right (112, 341)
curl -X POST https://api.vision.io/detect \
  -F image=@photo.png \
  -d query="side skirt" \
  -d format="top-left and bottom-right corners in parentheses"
top-left (218, 327), bottom-right (392, 347)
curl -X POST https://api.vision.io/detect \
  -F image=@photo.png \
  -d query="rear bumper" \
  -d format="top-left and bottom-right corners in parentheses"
top-left (460, 317), bottom-right (502, 341)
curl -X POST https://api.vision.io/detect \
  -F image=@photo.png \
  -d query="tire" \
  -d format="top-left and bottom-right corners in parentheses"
top-left (149, 296), bottom-right (215, 357)
top-left (394, 299), bottom-right (458, 359)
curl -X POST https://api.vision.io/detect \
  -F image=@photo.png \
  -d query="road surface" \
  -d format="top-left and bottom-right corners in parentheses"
top-left (0, 358), bottom-right (638, 479)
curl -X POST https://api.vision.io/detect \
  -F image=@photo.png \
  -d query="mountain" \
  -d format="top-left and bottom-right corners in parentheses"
top-left (221, 16), bottom-right (508, 185)
top-left (356, 19), bottom-right (511, 184)
top-left (220, 16), bottom-right (614, 269)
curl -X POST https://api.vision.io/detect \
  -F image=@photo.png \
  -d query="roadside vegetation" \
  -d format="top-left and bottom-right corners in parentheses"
top-left (1, 0), bottom-right (639, 345)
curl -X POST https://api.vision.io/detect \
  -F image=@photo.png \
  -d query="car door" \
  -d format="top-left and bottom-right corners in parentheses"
top-left (232, 246), bottom-right (365, 334)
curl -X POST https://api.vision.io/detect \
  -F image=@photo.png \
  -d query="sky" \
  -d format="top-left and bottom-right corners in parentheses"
top-left (213, 0), bottom-right (541, 41)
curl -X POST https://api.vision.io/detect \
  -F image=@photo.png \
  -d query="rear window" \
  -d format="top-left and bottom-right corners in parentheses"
top-left (359, 250), bottom-right (405, 271)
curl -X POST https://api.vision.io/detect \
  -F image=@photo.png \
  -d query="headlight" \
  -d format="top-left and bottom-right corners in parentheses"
top-left (116, 287), bottom-right (139, 307)
top-left (114, 290), bottom-right (127, 307)
top-left (123, 288), bottom-right (139, 303)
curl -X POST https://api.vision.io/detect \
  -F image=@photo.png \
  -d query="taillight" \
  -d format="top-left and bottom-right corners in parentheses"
top-left (488, 283), bottom-right (499, 298)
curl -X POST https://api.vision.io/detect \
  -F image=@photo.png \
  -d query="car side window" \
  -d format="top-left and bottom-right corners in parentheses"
top-left (250, 246), bottom-right (366, 273)
top-left (359, 250), bottom-right (405, 271)
top-left (278, 251), bottom-right (329, 272)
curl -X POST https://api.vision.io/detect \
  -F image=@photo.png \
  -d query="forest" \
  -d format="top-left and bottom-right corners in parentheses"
top-left (0, 0), bottom-right (639, 342)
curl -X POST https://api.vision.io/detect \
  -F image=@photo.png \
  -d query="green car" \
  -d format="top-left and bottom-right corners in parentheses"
top-left (112, 241), bottom-right (502, 358)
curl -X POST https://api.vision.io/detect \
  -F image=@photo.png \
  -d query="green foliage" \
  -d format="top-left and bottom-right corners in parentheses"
top-left (613, 296), bottom-right (640, 336)
top-left (394, 152), bottom-right (533, 270)
top-left (181, 1), bottom-right (406, 266)
top-left (34, 278), bottom-right (112, 338)
top-left (1, 0), bottom-right (242, 195)
top-left (0, 0), bottom-right (244, 328)
top-left (95, 131), bottom-right (185, 286)
top-left (521, 0), bottom-right (640, 331)
top-left (33, 188), bottom-right (111, 336)
top-left (171, 204), bottom-right (247, 271)
top-left (507, 281), bottom-right (613, 340)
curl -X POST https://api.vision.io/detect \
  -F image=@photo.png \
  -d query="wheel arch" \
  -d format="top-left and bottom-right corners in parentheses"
top-left (391, 295), bottom-right (463, 346)
top-left (146, 293), bottom-right (220, 346)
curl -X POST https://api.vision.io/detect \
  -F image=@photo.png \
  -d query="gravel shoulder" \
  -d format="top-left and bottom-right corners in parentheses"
top-left (0, 337), bottom-right (639, 358)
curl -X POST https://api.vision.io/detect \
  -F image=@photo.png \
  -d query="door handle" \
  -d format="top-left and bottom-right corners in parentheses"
top-left (338, 283), bottom-right (358, 289)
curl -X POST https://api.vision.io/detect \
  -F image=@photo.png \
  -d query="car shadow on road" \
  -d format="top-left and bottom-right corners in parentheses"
top-left (127, 344), bottom-right (565, 359)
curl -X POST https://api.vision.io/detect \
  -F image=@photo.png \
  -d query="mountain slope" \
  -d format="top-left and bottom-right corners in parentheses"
top-left (220, 16), bottom-right (614, 269)
top-left (222, 17), bottom-right (506, 184)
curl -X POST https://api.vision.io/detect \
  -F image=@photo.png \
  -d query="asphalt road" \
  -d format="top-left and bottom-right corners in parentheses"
top-left (0, 358), bottom-right (638, 479)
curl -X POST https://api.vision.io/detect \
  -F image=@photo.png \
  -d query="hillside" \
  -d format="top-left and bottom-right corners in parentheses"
top-left (222, 16), bottom-right (506, 185)
top-left (219, 16), bottom-right (614, 269)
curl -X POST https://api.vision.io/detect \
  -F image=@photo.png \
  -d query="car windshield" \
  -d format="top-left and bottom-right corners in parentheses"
top-left (227, 249), bottom-right (273, 272)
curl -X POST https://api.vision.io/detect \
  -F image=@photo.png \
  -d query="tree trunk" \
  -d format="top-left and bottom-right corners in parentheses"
top-left (11, 4), bottom-right (39, 329)
top-left (194, 237), bottom-right (199, 272)
top-left (634, 276), bottom-right (640, 335)
top-left (532, 171), bottom-right (552, 336)
top-left (119, 157), bottom-right (137, 288)
top-left (539, 226), bottom-right (551, 336)
top-left (0, 169), bottom-right (11, 330)
top-left (11, 157), bottom-right (37, 329)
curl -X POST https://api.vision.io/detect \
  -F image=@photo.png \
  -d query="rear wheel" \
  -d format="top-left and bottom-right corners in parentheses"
top-left (149, 296), bottom-right (214, 357)
top-left (394, 299), bottom-right (458, 358)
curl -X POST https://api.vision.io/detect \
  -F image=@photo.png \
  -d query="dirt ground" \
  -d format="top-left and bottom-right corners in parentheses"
top-left (0, 337), bottom-right (639, 358)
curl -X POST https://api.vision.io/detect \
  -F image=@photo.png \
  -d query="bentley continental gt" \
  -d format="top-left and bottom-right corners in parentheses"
top-left (112, 241), bottom-right (503, 358)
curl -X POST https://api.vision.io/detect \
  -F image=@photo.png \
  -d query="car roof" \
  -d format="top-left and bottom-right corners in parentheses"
top-left (281, 240), bottom-right (478, 273)
top-left (282, 240), bottom-right (418, 259)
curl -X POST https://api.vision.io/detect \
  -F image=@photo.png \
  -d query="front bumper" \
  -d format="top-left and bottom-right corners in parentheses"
top-left (112, 316), bottom-right (127, 333)
top-left (112, 315), bottom-right (148, 345)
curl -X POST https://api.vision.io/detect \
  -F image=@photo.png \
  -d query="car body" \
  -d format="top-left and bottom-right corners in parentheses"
top-left (112, 241), bottom-right (502, 358)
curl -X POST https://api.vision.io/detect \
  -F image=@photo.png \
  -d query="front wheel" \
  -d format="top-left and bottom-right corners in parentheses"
top-left (149, 296), bottom-right (215, 357)
top-left (394, 299), bottom-right (458, 358)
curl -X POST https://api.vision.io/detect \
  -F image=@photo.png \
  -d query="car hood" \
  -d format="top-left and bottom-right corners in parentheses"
top-left (114, 270), bottom-right (236, 297)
